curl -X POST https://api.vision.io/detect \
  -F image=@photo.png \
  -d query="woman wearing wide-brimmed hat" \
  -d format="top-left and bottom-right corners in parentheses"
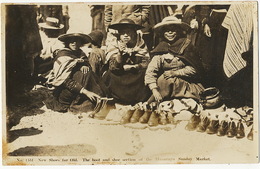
top-left (92, 18), bottom-right (151, 120)
top-left (44, 32), bottom-right (105, 113)
top-left (143, 16), bottom-right (205, 127)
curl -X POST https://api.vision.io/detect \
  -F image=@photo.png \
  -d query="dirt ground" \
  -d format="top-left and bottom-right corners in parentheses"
top-left (3, 86), bottom-right (258, 165)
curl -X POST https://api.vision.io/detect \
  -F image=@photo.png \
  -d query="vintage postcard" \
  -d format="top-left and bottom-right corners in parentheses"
top-left (1, 1), bottom-right (259, 166)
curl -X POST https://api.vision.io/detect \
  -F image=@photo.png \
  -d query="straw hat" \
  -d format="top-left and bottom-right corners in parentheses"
top-left (154, 16), bottom-right (191, 33)
top-left (108, 18), bottom-right (144, 30)
top-left (38, 17), bottom-right (64, 30)
top-left (58, 33), bottom-right (91, 44)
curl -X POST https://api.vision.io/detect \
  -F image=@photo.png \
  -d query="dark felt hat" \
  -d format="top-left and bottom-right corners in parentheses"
top-left (58, 33), bottom-right (91, 44)
top-left (87, 30), bottom-right (104, 47)
top-left (108, 18), bottom-right (144, 30)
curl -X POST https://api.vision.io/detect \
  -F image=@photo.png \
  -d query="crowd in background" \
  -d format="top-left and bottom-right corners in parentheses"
top-left (5, 4), bottom-right (254, 110)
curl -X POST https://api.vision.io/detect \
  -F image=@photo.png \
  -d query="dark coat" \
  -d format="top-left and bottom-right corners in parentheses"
top-left (151, 38), bottom-right (204, 77)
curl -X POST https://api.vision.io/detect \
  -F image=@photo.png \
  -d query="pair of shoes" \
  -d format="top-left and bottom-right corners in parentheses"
top-left (206, 120), bottom-right (219, 134)
top-left (158, 114), bottom-right (168, 125)
top-left (139, 111), bottom-right (152, 123)
top-left (217, 121), bottom-right (245, 138)
top-left (185, 115), bottom-right (201, 131)
top-left (130, 109), bottom-right (145, 123)
top-left (120, 109), bottom-right (135, 124)
top-left (226, 121), bottom-right (245, 138)
top-left (226, 121), bottom-right (236, 138)
top-left (120, 109), bottom-right (145, 124)
top-left (197, 116), bottom-right (210, 132)
top-left (148, 112), bottom-right (160, 127)
top-left (217, 120), bottom-right (228, 136)
top-left (93, 100), bottom-right (114, 120)
top-left (236, 121), bottom-right (245, 139)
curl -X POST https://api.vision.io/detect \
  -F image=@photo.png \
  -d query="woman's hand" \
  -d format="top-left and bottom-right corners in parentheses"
top-left (204, 24), bottom-right (212, 37)
top-left (123, 64), bottom-right (137, 71)
top-left (164, 70), bottom-right (176, 80)
top-left (80, 66), bottom-right (90, 74)
top-left (119, 41), bottom-right (127, 51)
top-left (81, 89), bottom-right (100, 102)
top-left (152, 88), bottom-right (162, 102)
top-left (76, 58), bottom-right (85, 63)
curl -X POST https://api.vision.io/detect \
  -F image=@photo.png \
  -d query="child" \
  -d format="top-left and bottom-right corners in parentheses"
top-left (83, 30), bottom-right (106, 78)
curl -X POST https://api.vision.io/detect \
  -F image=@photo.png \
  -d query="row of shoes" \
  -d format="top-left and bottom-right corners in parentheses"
top-left (90, 104), bottom-right (177, 127)
top-left (89, 104), bottom-right (253, 141)
top-left (185, 115), bottom-right (253, 140)
top-left (120, 109), bottom-right (174, 126)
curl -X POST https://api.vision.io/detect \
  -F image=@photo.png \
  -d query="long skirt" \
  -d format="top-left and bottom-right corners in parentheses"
top-left (157, 75), bottom-right (204, 101)
top-left (45, 70), bottom-right (104, 113)
top-left (102, 69), bottom-right (151, 105)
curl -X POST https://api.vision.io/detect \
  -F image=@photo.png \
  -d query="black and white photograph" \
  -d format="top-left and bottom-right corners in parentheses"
top-left (1, 0), bottom-right (259, 166)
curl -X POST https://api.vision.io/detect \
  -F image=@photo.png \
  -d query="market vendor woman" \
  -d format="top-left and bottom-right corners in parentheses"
top-left (93, 18), bottom-right (151, 119)
top-left (144, 16), bottom-right (205, 125)
top-left (45, 32), bottom-right (104, 113)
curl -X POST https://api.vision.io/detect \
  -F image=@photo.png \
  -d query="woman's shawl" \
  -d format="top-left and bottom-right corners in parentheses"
top-left (105, 31), bottom-right (150, 63)
top-left (151, 38), bottom-right (204, 76)
top-left (47, 48), bottom-right (86, 87)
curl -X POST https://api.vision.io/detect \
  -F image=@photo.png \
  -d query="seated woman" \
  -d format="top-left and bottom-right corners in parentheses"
top-left (45, 33), bottom-right (104, 113)
top-left (143, 16), bottom-right (205, 126)
top-left (93, 18), bottom-right (151, 120)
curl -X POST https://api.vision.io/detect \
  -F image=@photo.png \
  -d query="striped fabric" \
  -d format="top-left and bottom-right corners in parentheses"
top-left (47, 55), bottom-right (78, 87)
top-left (222, 3), bottom-right (253, 78)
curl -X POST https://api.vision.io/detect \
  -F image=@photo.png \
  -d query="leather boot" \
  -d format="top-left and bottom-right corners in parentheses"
top-left (89, 99), bottom-right (104, 118)
top-left (217, 120), bottom-right (228, 136)
top-left (120, 109), bottom-right (135, 124)
top-left (139, 111), bottom-right (151, 123)
top-left (206, 120), bottom-right (219, 134)
top-left (130, 109), bottom-right (144, 123)
top-left (167, 113), bottom-right (176, 125)
top-left (148, 112), bottom-right (159, 127)
top-left (197, 116), bottom-right (210, 133)
top-left (226, 121), bottom-right (236, 138)
top-left (159, 114), bottom-right (168, 125)
top-left (236, 121), bottom-right (245, 139)
top-left (185, 115), bottom-right (201, 131)
top-left (247, 126), bottom-right (253, 141)
top-left (94, 103), bottom-right (113, 120)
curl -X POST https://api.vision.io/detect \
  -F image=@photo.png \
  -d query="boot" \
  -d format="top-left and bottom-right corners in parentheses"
top-left (247, 126), bottom-right (253, 141)
top-left (197, 116), bottom-right (210, 132)
top-left (120, 109), bottom-right (135, 124)
top-left (217, 120), bottom-right (228, 136)
top-left (185, 115), bottom-right (201, 131)
top-left (206, 120), bottom-right (219, 134)
top-left (159, 114), bottom-right (168, 125)
top-left (226, 121), bottom-right (236, 138)
top-left (94, 103), bottom-right (113, 120)
top-left (89, 99), bottom-right (104, 118)
top-left (148, 112), bottom-right (159, 127)
top-left (130, 109), bottom-right (144, 123)
top-left (139, 111), bottom-right (151, 123)
top-left (236, 121), bottom-right (245, 139)
top-left (167, 113), bottom-right (176, 125)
